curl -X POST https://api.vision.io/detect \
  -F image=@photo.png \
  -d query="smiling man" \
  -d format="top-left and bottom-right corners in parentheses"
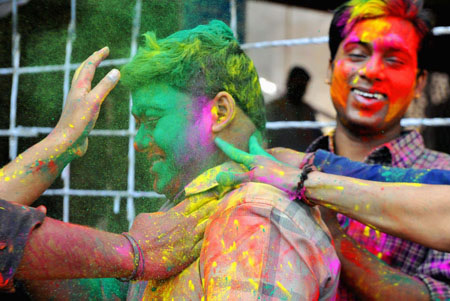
top-left (304, 0), bottom-right (450, 300)
top-left (119, 21), bottom-right (339, 300)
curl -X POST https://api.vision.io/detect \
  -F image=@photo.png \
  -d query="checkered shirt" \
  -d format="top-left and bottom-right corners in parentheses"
top-left (305, 130), bottom-right (450, 300)
top-left (128, 162), bottom-right (340, 300)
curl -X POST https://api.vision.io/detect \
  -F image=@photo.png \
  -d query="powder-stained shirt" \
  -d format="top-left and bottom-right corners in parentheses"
top-left (128, 162), bottom-right (340, 300)
top-left (305, 130), bottom-right (450, 301)
top-left (0, 199), bottom-right (45, 293)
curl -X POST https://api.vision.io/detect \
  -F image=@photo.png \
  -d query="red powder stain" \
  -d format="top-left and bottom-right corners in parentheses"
top-left (34, 160), bottom-right (45, 173)
top-left (48, 160), bottom-right (58, 174)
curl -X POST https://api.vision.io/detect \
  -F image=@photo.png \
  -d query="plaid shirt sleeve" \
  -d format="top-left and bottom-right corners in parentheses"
top-left (414, 250), bottom-right (450, 300)
top-left (200, 200), bottom-right (338, 300)
top-left (0, 199), bottom-right (45, 293)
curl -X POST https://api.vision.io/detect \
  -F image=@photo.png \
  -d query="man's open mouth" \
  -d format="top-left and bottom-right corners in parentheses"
top-left (351, 88), bottom-right (386, 101)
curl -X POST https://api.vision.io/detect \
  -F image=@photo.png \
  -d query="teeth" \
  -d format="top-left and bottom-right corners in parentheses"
top-left (353, 89), bottom-right (384, 100)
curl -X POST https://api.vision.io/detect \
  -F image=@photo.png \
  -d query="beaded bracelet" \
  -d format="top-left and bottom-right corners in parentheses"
top-left (296, 163), bottom-right (315, 207)
top-left (117, 233), bottom-right (145, 282)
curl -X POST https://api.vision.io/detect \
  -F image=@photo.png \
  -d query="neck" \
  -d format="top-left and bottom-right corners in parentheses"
top-left (334, 121), bottom-right (401, 162)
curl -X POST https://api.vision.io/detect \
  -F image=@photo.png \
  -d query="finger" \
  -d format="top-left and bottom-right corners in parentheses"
top-left (72, 61), bottom-right (86, 84)
top-left (36, 205), bottom-right (47, 214)
top-left (216, 171), bottom-right (252, 187)
top-left (184, 198), bottom-right (218, 217)
top-left (193, 219), bottom-right (208, 241)
top-left (192, 239), bottom-right (204, 259)
top-left (88, 69), bottom-right (120, 105)
top-left (72, 46), bottom-right (110, 92)
top-left (214, 137), bottom-right (254, 168)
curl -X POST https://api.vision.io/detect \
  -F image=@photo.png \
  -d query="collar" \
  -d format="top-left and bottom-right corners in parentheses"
top-left (182, 161), bottom-right (247, 199)
top-left (306, 129), bottom-right (425, 167)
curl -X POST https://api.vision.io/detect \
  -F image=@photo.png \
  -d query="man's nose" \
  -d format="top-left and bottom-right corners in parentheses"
top-left (134, 128), bottom-right (153, 152)
top-left (359, 55), bottom-right (386, 81)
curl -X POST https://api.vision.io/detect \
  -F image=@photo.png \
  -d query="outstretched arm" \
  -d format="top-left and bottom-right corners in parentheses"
top-left (214, 136), bottom-right (450, 252)
top-left (0, 47), bottom-right (119, 205)
top-left (0, 191), bottom-right (216, 284)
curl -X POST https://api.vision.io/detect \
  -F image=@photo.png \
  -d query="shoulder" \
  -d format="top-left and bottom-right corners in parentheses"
top-left (415, 147), bottom-right (450, 170)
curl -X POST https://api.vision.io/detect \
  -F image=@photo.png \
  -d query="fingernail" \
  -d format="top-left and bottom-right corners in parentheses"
top-left (107, 69), bottom-right (120, 82)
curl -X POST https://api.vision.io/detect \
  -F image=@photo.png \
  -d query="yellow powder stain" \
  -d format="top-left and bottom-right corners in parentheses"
top-left (188, 280), bottom-right (195, 291)
top-left (221, 239), bottom-right (226, 249)
top-left (354, 204), bottom-right (359, 211)
top-left (69, 124), bottom-right (74, 128)
top-left (12, 175), bottom-right (16, 179)
top-left (19, 155), bottom-right (23, 159)
top-left (96, 94), bottom-right (100, 99)
top-left (44, 148), bottom-right (48, 151)
top-left (260, 225), bottom-right (266, 232)
top-left (248, 278), bottom-right (259, 291)
top-left (248, 256), bottom-right (255, 267)
top-left (211, 105), bottom-right (218, 117)
top-left (63, 133), bottom-right (66, 138)
top-left (394, 282), bottom-right (399, 286)
top-left (242, 251), bottom-right (249, 257)
top-left (224, 241), bottom-right (237, 254)
top-left (15, 159), bottom-right (19, 163)
top-left (201, 297), bottom-right (205, 301)
top-left (81, 116), bottom-right (86, 120)
top-left (375, 230), bottom-right (381, 239)
top-left (18, 170), bottom-right (23, 175)
top-left (377, 252), bottom-right (383, 259)
top-left (212, 261), bottom-right (217, 268)
top-left (229, 261), bottom-right (237, 273)
top-left (363, 226), bottom-right (371, 237)
top-left (350, 179), bottom-right (369, 186)
top-left (202, 278), bottom-right (205, 289)
top-left (366, 203), bottom-right (371, 210)
top-left (234, 219), bottom-right (239, 227)
top-left (288, 261), bottom-right (293, 270)
top-left (276, 281), bottom-right (292, 299)
top-left (50, 155), bottom-right (54, 159)
top-left (280, 264), bottom-right (283, 269)
top-left (5, 177), bottom-right (10, 182)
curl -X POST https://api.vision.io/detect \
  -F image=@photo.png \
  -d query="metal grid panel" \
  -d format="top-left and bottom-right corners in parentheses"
top-left (2, 0), bottom-right (450, 227)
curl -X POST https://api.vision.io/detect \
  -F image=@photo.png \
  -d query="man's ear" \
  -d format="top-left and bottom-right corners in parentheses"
top-left (414, 70), bottom-right (428, 98)
top-left (211, 91), bottom-right (236, 133)
top-left (326, 59), bottom-right (333, 85)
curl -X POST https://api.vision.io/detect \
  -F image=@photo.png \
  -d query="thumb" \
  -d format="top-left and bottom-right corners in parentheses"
top-left (216, 171), bottom-right (252, 187)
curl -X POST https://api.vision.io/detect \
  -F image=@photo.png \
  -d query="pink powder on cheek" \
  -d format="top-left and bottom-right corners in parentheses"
top-left (190, 99), bottom-right (215, 149)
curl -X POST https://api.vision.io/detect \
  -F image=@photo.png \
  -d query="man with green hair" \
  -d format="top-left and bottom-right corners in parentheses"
top-left (120, 20), bottom-right (339, 299)
top-left (22, 20), bottom-right (339, 299)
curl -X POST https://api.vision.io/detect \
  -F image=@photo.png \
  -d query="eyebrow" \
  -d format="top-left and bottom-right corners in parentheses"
top-left (344, 36), bottom-right (413, 55)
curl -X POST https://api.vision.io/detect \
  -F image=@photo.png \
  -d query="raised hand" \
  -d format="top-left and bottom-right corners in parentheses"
top-left (0, 47), bottom-right (120, 205)
top-left (129, 196), bottom-right (218, 280)
top-left (214, 134), bottom-right (302, 196)
top-left (53, 46), bottom-right (120, 158)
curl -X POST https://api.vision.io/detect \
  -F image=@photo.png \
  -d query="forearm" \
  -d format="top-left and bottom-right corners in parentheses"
top-left (15, 217), bottom-right (134, 280)
top-left (331, 227), bottom-right (429, 300)
top-left (306, 172), bottom-right (450, 251)
top-left (0, 130), bottom-right (81, 205)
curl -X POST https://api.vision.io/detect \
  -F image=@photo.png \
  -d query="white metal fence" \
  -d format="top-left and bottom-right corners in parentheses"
top-left (1, 0), bottom-right (449, 227)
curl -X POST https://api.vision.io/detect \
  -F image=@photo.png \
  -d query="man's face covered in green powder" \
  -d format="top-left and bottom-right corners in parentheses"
top-left (132, 83), bottom-right (217, 199)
